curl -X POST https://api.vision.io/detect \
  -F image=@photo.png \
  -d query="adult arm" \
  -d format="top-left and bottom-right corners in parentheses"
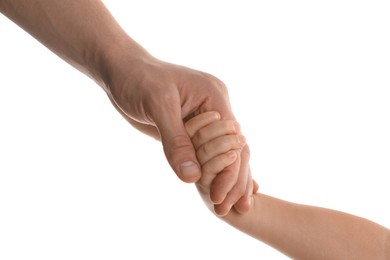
top-left (0, 0), bottom-right (254, 214)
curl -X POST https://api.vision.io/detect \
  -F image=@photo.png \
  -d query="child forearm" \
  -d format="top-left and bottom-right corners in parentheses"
top-left (223, 193), bottom-right (390, 260)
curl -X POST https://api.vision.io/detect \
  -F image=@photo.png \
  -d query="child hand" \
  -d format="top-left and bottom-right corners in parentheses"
top-left (185, 111), bottom-right (258, 216)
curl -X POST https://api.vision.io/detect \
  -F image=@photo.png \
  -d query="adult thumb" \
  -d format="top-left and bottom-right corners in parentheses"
top-left (155, 110), bottom-right (201, 183)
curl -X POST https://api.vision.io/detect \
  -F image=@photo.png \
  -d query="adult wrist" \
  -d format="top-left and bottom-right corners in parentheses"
top-left (90, 35), bottom-right (152, 95)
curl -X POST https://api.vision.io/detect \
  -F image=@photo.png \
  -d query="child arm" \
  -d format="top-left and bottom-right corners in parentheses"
top-left (224, 158), bottom-right (390, 260)
top-left (185, 112), bottom-right (390, 260)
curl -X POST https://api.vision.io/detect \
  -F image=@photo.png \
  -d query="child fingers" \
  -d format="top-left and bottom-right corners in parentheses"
top-left (233, 145), bottom-right (255, 213)
top-left (184, 111), bottom-right (220, 138)
top-left (252, 179), bottom-right (259, 194)
top-left (191, 120), bottom-right (240, 150)
top-left (198, 150), bottom-right (238, 189)
top-left (233, 172), bottom-right (253, 214)
top-left (209, 153), bottom-right (241, 205)
top-left (196, 134), bottom-right (246, 165)
top-left (214, 154), bottom-right (250, 216)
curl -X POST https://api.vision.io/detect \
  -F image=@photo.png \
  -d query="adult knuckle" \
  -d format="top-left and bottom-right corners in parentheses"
top-left (164, 134), bottom-right (192, 162)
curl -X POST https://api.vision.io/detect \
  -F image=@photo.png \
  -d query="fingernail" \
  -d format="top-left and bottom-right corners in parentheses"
top-left (212, 111), bottom-right (221, 120)
top-left (238, 135), bottom-right (246, 145)
top-left (227, 151), bottom-right (237, 160)
top-left (180, 161), bottom-right (200, 180)
top-left (233, 121), bottom-right (241, 133)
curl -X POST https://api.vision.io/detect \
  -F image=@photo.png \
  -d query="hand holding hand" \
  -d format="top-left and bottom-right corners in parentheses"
top-left (0, 0), bottom-right (255, 215)
top-left (185, 111), bottom-right (258, 216)
top-left (102, 47), bottom-right (256, 214)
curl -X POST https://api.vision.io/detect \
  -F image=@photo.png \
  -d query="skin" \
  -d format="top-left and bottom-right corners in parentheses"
top-left (185, 112), bottom-right (390, 260)
top-left (0, 0), bottom-right (256, 215)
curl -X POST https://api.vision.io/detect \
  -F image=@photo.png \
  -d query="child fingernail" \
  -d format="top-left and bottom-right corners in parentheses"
top-left (227, 151), bottom-right (237, 160)
top-left (233, 121), bottom-right (241, 132)
top-left (238, 135), bottom-right (246, 145)
top-left (213, 111), bottom-right (221, 120)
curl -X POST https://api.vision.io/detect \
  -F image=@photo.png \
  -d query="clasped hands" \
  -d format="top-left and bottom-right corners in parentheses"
top-left (104, 52), bottom-right (257, 216)
top-left (185, 111), bottom-right (259, 216)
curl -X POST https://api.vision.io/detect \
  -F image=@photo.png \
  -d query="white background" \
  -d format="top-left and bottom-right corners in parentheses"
top-left (1, 1), bottom-right (389, 259)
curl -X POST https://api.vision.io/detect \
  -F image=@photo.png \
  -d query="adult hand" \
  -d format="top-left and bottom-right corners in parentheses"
top-left (0, 0), bottom-right (255, 215)
top-left (102, 51), bottom-right (256, 215)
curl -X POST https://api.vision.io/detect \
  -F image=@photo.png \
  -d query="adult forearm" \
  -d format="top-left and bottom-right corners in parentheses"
top-left (0, 0), bottom-right (146, 89)
top-left (223, 193), bottom-right (390, 260)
